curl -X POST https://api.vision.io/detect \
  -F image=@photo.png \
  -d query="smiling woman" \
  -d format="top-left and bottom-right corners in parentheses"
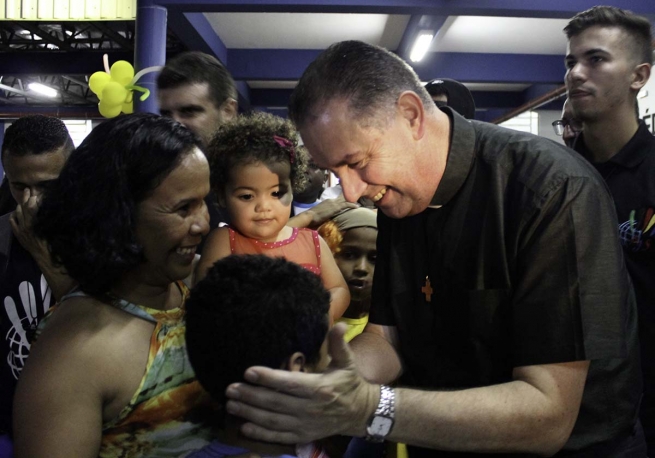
top-left (12, 113), bottom-right (217, 458)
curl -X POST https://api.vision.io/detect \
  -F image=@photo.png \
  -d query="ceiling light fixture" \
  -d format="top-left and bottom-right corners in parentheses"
top-left (409, 32), bottom-right (434, 62)
top-left (29, 83), bottom-right (58, 97)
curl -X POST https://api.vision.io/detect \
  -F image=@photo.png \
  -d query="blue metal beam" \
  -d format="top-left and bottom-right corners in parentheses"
top-left (167, 12), bottom-right (228, 64)
top-left (227, 49), bottom-right (322, 80)
top-left (235, 80), bottom-right (251, 111)
top-left (155, 0), bottom-right (655, 17)
top-left (412, 52), bottom-right (564, 84)
top-left (228, 49), bottom-right (565, 84)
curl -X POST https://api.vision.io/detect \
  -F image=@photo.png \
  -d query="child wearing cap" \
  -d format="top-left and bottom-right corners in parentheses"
top-left (319, 208), bottom-right (378, 342)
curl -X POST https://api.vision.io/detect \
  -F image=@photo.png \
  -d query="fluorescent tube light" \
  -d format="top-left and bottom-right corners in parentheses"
top-left (29, 83), bottom-right (58, 97)
top-left (409, 33), bottom-right (434, 62)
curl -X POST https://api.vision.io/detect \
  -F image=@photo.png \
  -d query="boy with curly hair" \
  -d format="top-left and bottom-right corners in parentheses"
top-left (185, 254), bottom-right (331, 458)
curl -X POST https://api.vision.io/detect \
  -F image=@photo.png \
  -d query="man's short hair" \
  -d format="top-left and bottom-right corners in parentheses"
top-left (157, 51), bottom-right (238, 109)
top-left (1, 115), bottom-right (73, 164)
top-left (288, 40), bottom-right (434, 129)
top-left (564, 6), bottom-right (653, 66)
top-left (186, 255), bottom-right (330, 407)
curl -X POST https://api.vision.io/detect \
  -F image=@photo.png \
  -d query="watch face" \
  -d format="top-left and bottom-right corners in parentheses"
top-left (368, 416), bottom-right (393, 436)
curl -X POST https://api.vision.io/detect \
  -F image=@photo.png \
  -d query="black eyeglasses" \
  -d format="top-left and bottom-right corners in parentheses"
top-left (552, 118), bottom-right (583, 136)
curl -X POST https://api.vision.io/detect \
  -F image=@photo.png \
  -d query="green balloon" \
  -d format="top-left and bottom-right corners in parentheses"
top-left (110, 60), bottom-right (135, 86)
top-left (98, 101), bottom-right (122, 118)
top-left (102, 82), bottom-right (128, 106)
top-left (89, 71), bottom-right (111, 96)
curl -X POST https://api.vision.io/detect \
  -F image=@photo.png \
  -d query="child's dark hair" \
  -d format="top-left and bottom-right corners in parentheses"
top-left (206, 112), bottom-right (309, 197)
top-left (186, 254), bottom-right (330, 409)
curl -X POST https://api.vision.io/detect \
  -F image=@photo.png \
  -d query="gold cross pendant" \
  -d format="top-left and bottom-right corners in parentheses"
top-left (421, 276), bottom-right (433, 302)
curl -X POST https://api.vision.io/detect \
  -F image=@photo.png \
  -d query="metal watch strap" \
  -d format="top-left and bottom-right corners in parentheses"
top-left (365, 385), bottom-right (395, 442)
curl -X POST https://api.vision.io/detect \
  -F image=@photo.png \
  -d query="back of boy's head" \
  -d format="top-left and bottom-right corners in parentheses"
top-left (206, 111), bottom-right (308, 196)
top-left (186, 254), bottom-right (330, 406)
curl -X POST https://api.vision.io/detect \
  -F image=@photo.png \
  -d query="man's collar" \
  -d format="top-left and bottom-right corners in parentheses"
top-left (575, 121), bottom-right (654, 169)
top-left (429, 106), bottom-right (476, 207)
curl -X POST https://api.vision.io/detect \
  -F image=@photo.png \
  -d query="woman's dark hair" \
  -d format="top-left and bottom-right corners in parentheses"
top-left (206, 111), bottom-right (308, 197)
top-left (34, 113), bottom-right (202, 295)
top-left (186, 254), bottom-right (330, 409)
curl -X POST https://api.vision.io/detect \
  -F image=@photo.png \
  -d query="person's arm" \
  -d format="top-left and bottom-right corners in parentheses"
top-left (288, 196), bottom-right (357, 229)
top-left (194, 227), bottom-right (231, 284)
top-left (10, 189), bottom-right (76, 300)
top-left (224, 325), bottom-right (588, 456)
top-left (350, 323), bottom-right (402, 384)
top-left (317, 235), bottom-right (350, 322)
top-left (13, 301), bottom-right (106, 458)
top-left (389, 361), bottom-right (588, 455)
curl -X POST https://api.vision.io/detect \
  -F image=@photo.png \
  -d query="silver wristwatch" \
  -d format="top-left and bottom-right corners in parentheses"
top-left (365, 385), bottom-right (395, 442)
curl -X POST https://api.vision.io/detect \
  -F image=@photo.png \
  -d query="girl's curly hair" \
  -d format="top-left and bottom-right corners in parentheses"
top-left (206, 112), bottom-right (308, 197)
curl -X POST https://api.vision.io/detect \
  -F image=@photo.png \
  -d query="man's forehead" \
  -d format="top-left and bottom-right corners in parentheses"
top-left (568, 25), bottom-right (628, 52)
top-left (158, 82), bottom-right (210, 102)
top-left (4, 149), bottom-right (68, 175)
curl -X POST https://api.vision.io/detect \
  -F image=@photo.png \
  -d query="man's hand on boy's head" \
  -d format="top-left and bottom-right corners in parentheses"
top-left (306, 195), bottom-right (358, 228)
top-left (224, 323), bottom-right (379, 444)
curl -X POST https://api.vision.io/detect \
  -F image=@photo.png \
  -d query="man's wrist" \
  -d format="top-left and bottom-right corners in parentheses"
top-left (364, 385), bottom-right (396, 442)
top-left (351, 382), bottom-right (381, 438)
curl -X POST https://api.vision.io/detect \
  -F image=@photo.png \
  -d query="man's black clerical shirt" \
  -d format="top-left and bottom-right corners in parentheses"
top-left (370, 109), bottom-right (642, 456)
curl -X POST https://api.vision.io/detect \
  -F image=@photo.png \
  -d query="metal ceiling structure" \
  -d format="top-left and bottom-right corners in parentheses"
top-left (0, 19), bottom-right (183, 114)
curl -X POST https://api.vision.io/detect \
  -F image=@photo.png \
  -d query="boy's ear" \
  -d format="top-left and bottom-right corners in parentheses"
top-left (287, 352), bottom-right (307, 372)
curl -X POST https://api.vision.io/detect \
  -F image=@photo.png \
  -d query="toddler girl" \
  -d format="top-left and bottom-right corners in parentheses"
top-left (195, 112), bottom-right (349, 322)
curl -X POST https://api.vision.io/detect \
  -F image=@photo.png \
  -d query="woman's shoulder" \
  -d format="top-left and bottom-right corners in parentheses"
top-left (36, 295), bottom-right (145, 357)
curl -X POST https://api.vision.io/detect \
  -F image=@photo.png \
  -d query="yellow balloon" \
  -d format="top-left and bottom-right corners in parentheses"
top-left (89, 71), bottom-right (111, 96)
top-left (98, 101), bottom-right (122, 118)
top-left (110, 60), bottom-right (135, 86)
top-left (122, 101), bottom-right (134, 114)
top-left (102, 82), bottom-right (128, 106)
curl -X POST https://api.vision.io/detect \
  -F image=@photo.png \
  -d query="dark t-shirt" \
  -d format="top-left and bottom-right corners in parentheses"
top-left (0, 215), bottom-right (55, 434)
top-left (370, 109), bottom-right (642, 457)
top-left (575, 122), bottom-right (655, 451)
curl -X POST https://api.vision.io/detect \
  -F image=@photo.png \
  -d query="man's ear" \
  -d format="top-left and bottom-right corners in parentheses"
top-left (396, 91), bottom-right (426, 141)
top-left (631, 63), bottom-right (651, 92)
top-left (221, 98), bottom-right (238, 122)
top-left (287, 352), bottom-right (307, 372)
